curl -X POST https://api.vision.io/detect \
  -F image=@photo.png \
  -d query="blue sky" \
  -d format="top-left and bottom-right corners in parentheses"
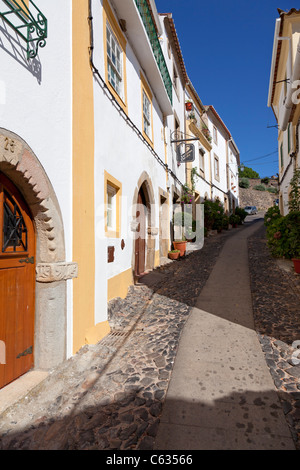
top-left (155, 0), bottom-right (296, 178)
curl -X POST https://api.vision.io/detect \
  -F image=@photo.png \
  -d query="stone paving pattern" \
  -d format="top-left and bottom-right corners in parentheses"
top-left (0, 221), bottom-right (299, 450)
top-left (0, 231), bottom-right (228, 450)
top-left (248, 224), bottom-right (300, 449)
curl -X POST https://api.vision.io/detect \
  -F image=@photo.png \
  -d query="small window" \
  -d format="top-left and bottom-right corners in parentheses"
top-left (214, 155), bottom-right (220, 180)
top-left (199, 148), bottom-right (205, 174)
top-left (213, 126), bottom-right (218, 144)
top-left (173, 64), bottom-right (178, 93)
top-left (105, 172), bottom-right (122, 238)
top-left (107, 184), bottom-right (117, 232)
top-left (141, 72), bottom-right (153, 144)
top-left (280, 143), bottom-right (284, 168)
top-left (106, 23), bottom-right (123, 98)
top-left (143, 91), bottom-right (151, 138)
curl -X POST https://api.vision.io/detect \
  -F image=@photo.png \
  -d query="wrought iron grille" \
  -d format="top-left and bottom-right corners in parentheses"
top-left (134, 0), bottom-right (173, 105)
top-left (0, 0), bottom-right (47, 59)
top-left (3, 190), bottom-right (27, 252)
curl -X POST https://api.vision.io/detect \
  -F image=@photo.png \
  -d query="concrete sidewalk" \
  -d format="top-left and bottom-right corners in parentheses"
top-left (154, 219), bottom-right (296, 450)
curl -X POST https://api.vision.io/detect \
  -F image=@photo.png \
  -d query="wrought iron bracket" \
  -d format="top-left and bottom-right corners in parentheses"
top-left (0, 0), bottom-right (47, 59)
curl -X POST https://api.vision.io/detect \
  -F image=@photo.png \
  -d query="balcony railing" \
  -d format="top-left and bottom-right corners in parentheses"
top-left (135, 0), bottom-right (172, 105)
top-left (0, 0), bottom-right (47, 59)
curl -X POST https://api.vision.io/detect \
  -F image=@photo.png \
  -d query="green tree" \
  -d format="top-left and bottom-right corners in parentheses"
top-left (238, 165), bottom-right (259, 178)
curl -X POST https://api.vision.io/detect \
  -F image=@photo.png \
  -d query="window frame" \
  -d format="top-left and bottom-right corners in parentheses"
top-left (104, 171), bottom-right (122, 238)
top-left (214, 154), bottom-right (220, 181)
top-left (213, 126), bottom-right (218, 145)
top-left (103, 0), bottom-right (127, 113)
top-left (140, 71), bottom-right (154, 146)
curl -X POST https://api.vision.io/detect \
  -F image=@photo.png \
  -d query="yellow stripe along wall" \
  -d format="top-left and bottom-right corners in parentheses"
top-left (72, 0), bottom-right (95, 353)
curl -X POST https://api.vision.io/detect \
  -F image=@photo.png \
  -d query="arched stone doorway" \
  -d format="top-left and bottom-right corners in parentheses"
top-left (132, 172), bottom-right (157, 281)
top-left (0, 129), bottom-right (77, 376)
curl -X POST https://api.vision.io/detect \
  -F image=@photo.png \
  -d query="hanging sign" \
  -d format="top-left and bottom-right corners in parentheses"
top-left (176, 143), bottom-right (195, 163)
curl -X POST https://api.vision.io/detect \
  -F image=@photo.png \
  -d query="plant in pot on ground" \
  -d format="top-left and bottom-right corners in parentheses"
top-left (264, 205), bottom-right (300, 273)
top-left (173, 209), bottom-right (194, 256)
top-left (168, 249), bottom-right (180, 260)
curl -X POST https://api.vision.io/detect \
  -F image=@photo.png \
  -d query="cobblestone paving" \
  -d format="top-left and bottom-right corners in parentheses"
top-left (1, 221), bottom-right (299, 450)
top-left (0, 230), bottom-right (229, 450)
top-left (248, 224), bottom-right (300, 450)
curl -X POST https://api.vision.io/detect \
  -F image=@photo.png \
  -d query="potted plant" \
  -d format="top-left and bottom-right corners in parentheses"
top-left (168, 249), bottom-right (180, 260)
top-left (185, 100), bottom-right (193, 111)
top-left (286, 212), bottom-right (300, 273)
top-left (173, 210), bottom-right (193, 256)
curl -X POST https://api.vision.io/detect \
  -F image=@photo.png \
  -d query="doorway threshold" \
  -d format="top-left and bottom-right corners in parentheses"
top-left (0, 370), bottom-right (48, 415)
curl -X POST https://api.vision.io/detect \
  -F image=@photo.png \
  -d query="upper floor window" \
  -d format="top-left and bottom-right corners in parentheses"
top-left (140, 71), bottom-right (153, 145)
top-left (213, 126), bottom-right (218, 145)
top-left (103, 0), bottom-right (127, 113)
top-left (199, 148), bottom-right (205, 175)
top-left (143, 91), bottom-right (151, 138)
top-left (214, 154), bottom-right (220, 180)
top-left (106, 24), bottom-right (123, 98)
top-left (173, 64), bottom-right (179, 95)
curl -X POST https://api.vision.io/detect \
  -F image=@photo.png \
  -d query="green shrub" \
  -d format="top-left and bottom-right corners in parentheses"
top-left (265, 209), bottom-right (300, 259)
top-left (253, 184), bottom-right (266, 191)
top-left (239, 178), bottom-right (250, 189)
top-left (222, 215), bottom-right (230, 230)
top-left (264, 206), bottom-right (281, 226)
top-left (235, 207), bottom-right (247, 223)
top-left (288, 169), bottom-right (300, 212)
top-left (267, 187), bottom-right (278, 194)
top-left (204, 199), bottom-right (224, 230)
top-left (261, 177), bottom-right (270, 185)
top-left (229, 214), bottom-right (240, 225)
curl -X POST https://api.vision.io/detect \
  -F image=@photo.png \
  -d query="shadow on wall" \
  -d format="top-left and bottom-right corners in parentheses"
top-left (0, 21), bottom-right (42, 83)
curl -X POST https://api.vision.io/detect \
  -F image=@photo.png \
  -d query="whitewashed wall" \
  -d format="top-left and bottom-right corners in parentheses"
top-left (92, 0), bottom-right (170, 325)
top-left (0, 0), bottom-right (73, 354)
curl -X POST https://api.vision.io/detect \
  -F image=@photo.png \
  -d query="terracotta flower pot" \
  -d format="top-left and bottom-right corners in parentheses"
top-left (292, 258), bottom-right (300, 274)
top-left (168, 251), bottom-right (180, 260)
top-left (173, 241), bottom-right (187, 257)
top-left (185, 102), bottom-right (193, 111)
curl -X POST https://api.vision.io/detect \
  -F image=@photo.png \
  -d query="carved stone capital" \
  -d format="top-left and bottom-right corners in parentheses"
top-left (130, 221), bottom-right (139, 232)
top-left (36, 262), bottom-right (78, 283)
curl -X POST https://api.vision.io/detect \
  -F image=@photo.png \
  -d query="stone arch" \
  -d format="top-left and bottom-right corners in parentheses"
top-left (0, 128), bottom-right (77, 370)
top-left (131, 171), bottom-right (157, 278)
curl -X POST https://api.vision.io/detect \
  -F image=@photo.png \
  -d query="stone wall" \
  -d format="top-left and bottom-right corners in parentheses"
top-left (238, 178), bottom-right (278, 212)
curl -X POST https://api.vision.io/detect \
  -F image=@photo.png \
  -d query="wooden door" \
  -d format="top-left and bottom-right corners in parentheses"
top-left (0, 173), bottom-right (35, 389)
top-left (135, 189), bottom-right (146, 277)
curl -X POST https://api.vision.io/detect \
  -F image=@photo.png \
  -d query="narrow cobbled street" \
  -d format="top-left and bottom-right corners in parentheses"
top-left (0, 215), bottom-right (299, 450)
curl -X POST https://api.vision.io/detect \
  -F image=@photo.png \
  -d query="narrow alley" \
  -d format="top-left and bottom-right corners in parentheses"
top-left (0, 214), bottom-right (299, 450)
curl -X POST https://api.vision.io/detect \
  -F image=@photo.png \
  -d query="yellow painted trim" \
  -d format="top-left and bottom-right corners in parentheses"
top-left (104, 170), bottom-right (122, 238)
top-left (140, 71), bottom-right (154, 148)
top-left (85, 321), bottom-right (111, 345)
top-left (103, 0), bottom-right (128, 114)
top-left (154, 250), bottom-right (160, 268)
top-left (13, 0), bottom-right (29, 8)
top-left (72, 0), bottom-right (95, 354)
top-left (107, 268), bottom-right (133, 302)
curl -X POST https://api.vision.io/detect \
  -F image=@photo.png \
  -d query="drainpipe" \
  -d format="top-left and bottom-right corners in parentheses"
top-left (279, 37), bottom-right (300, 131)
